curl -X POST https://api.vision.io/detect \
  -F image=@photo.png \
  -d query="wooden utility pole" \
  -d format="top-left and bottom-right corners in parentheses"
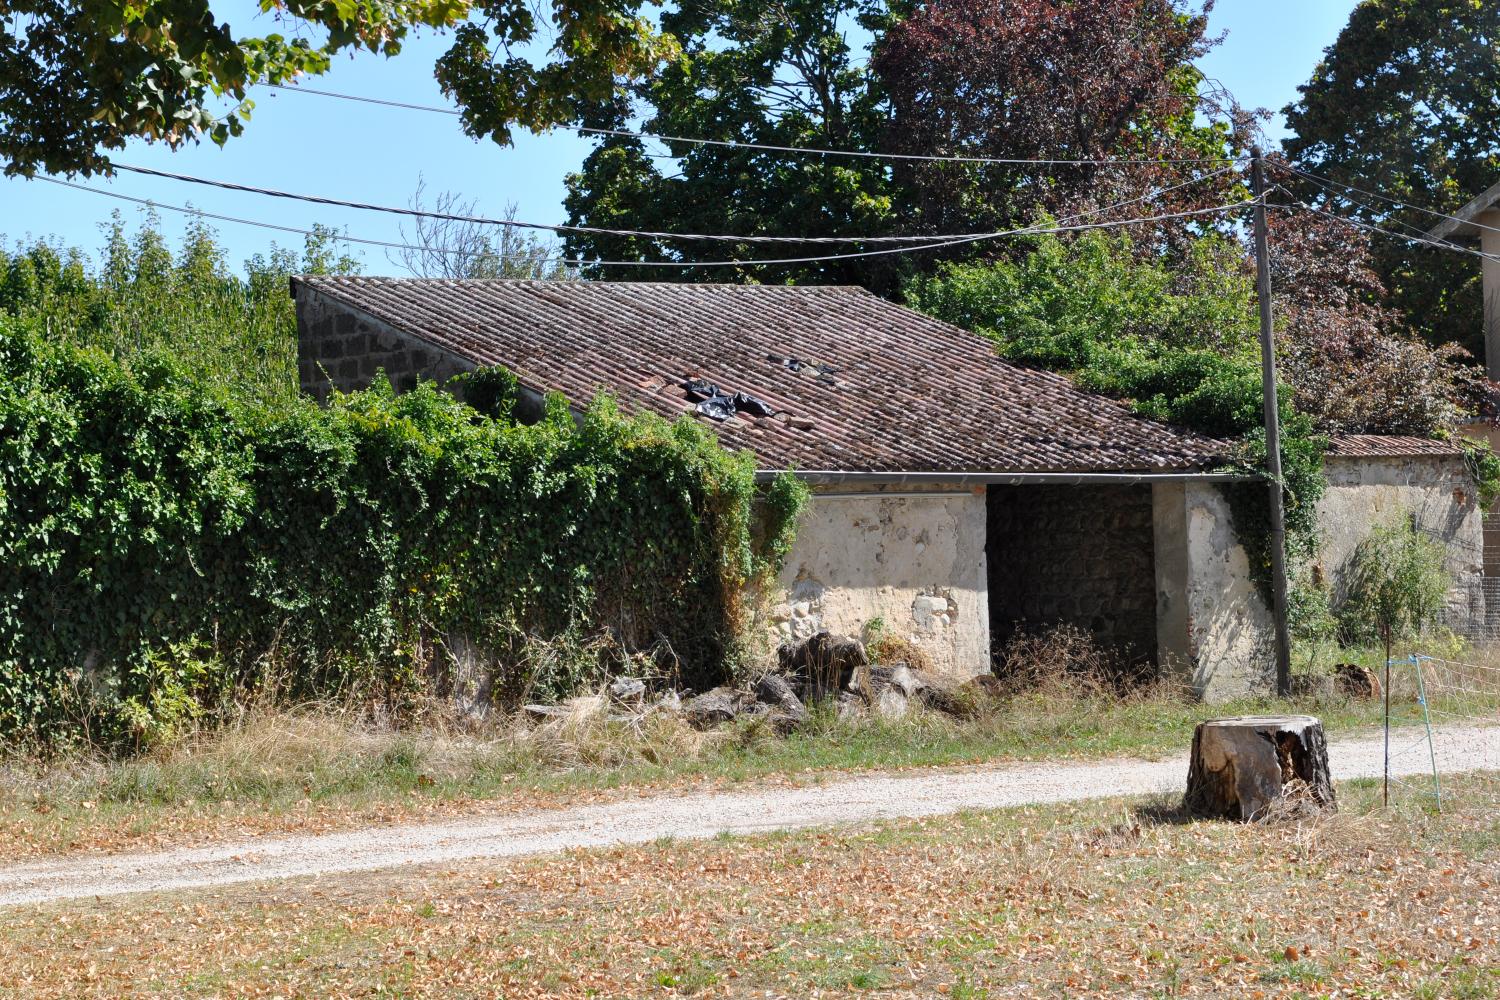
top-left (1250, 147), bottom-right (1293, 698)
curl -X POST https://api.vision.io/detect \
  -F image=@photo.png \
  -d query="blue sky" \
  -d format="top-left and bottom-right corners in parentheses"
top-left (0, 0), bottom-right (1358, 274)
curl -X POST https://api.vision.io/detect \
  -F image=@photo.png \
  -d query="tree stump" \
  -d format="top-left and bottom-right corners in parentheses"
top-left (1184, 716), bottom-right (1337, 821)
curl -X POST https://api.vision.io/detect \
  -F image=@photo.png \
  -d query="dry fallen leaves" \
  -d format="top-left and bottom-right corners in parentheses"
top-left (1, 776), bottom-right (1497, 998)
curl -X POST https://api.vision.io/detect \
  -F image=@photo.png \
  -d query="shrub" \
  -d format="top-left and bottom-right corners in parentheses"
top-left (0, 324), bottom-right (807, 747)
top-left (1337, 512), bottom-right (1451, 650)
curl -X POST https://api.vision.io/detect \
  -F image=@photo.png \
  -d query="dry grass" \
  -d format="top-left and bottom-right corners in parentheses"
top-left (0, 695), bottom-right (731, 860)
top-left (3, 632), bottom-right (1496, 862)
top-left (992, 624), bottom-right (1164, 696)
top-left (4, 654), bottom-right (1496, 862)
top-left (866, 631), bottom-right (936, 675)
top-left (3, 772), bottom-right (1497, 998)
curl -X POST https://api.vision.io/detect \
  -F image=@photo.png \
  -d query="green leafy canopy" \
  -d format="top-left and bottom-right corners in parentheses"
top-left (1283, 0), bottom-right (1500, 352)
top-left (0, 0), bottom-right (675, 176)
top-left (908, 227), bottom-right (1330, 603)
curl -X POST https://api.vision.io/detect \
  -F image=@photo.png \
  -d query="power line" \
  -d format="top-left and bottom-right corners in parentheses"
top-left (261, 82), bottom-right (1248, 168)
top-left (35, 177), bottom-right (567, 263)
top-left (1268, 194), bottom-right (1500, 265)
top-left (104, 162), bottom-right (985, 245)
top-left (36, 175), bottom-right (1251, 270)
top-left (1267, 184), bottom-right (1500, 262)
top-left (574, 125), bottom-right (1246, 167)
top-left (1277, 161), bottom-right (1500, 241)
top-left (265, 83), bottom-right (461, 117)
top-left (108, 161), bottom-right (1238, 247)
top-left (1269, 175), bottom-right (1472, 248)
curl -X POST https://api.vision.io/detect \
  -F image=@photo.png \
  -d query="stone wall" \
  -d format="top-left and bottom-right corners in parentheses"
top-left (986, 484), bottom-right (1157, 662)
top-left (295, 287), bottom-right (473, 403)
top-left (1152, 481), bottom-right (1277, 701)
top-left (768, 485), bottom-right (990, 681)
top-left (1315, 454), bottom-right (1484, 629)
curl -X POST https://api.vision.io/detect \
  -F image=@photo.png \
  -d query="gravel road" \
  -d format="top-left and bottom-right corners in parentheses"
top-left (1, 724), bottom-right (1493, 907)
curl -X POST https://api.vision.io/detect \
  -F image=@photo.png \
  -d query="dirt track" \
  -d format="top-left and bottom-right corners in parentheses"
top-left (1, 724), bottom-right (1493, 907)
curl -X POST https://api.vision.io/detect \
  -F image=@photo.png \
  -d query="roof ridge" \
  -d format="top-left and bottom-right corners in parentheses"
top-left (293, 274), bottom-right (881, 294)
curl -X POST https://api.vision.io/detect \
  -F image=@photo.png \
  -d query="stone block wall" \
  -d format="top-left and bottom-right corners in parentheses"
top-left (986, 484), bottom-right (1157, 662)
top-left (295, 287), bottom-right (473, 403)
top-left (1316, 454), bottom-right (1484, 630)
top-left (768, 485), bottom-right (991, 681)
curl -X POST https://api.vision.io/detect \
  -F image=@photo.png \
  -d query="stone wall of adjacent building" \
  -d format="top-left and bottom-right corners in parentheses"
top-left (985, 484), bottom-right (1157, 663)
top-left (768, 485), bottom-right (991, 681)
top-left (295, 287), bottom-right (474, 403)
top-left (1315, 454), bottom-right (1484, 630)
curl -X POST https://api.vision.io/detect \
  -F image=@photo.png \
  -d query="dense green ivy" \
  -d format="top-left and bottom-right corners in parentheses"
top-left (1461, 436), bottom-right (1500, 510)
top-left (0, 324), bottom-right (806, 747)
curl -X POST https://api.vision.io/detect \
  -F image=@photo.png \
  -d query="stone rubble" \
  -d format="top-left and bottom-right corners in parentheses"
top-left (526, 630), bottom-right (982, 736)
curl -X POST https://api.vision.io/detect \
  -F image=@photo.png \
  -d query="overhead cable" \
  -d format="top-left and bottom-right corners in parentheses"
top-left (1275, 175), bottom-right (1475, 248)
top-left (261, 82), bottom-right (1248, 167)
top-left (1278, 161), bottom-right (1500, 240)
top-left (108, 161), bottom-right (1238, 246)
top-left (37, 175), bottom-right (1251, 270)
top-left (1268, 194), bottom-right (1500, 265)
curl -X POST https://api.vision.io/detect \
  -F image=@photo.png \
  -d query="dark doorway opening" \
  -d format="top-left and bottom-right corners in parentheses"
top-left (985, 484), bottom-right (1158, 669)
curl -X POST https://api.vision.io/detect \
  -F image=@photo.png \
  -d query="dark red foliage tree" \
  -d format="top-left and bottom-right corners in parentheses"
top-left (872, 0), bottom-right (1237, 241)
top-left (1268, 200), bottom-right (1495, 436)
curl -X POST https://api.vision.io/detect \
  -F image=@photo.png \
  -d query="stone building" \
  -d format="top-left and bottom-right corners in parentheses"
top-left (1316, 435), bottom-right (1484, 631)
top-left (290, 276), bottom-right (1479, 699)
top-left (1423, 188), bottom-right (1500, 634)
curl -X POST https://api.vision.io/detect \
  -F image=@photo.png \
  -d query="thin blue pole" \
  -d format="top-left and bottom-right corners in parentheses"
top-left (1411, 654), bottom-right (1443, 813)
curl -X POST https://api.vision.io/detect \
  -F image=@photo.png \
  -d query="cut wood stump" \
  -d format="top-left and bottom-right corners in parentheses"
top-left (1184, 716), bottom-right (1337, 821)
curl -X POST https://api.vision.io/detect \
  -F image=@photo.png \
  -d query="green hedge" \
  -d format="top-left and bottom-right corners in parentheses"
top-left (0, 323), bottom-right (806, 746)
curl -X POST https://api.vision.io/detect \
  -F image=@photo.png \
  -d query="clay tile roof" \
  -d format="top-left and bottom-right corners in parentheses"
top-left (293, 276), bottom-right (1231, 475)
top-left (1327, 434), bottom-right (1463, 458)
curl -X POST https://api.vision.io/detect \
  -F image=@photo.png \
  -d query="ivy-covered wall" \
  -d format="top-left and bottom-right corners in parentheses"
top-left (0, 323), bottom-right (805, 747)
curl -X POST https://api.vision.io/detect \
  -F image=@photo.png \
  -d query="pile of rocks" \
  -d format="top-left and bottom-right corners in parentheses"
top-left (524, 631), bottom-right (986, 733)
top-left (646, 631), bottom-right (982, 732)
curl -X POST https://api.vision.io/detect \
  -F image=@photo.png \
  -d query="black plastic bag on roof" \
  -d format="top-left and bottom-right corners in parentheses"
top-left (695, 395), bottom-right (737, 421)
top-left (683, 378), bottom-right (724, 400)
top-left (733, 392), bottom-right (775, 417)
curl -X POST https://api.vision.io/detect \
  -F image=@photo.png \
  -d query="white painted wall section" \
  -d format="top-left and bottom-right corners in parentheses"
top-left (1153, 481), bottom-right (1276, 701)
top-left (769, 485), bottom-right (990, 680)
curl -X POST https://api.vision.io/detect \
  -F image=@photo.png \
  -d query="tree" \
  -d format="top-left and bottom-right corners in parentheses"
top-left (562, 0), bottom-right (1239, 289)
top-left (1282, 0), bottom-right (1500, 353)
top-left (0, 0), bottom-right (673, 177)
top-left (1268, 204), bottom-right (1493, 437)
top-left (393, 178), bottom-right (568, 280)
top-left (1, 210), bottom-right (360, 405)
top-left (563, 0), bottom-right (898, 288)
top-left (871, 0), bottom-right (1239, 241)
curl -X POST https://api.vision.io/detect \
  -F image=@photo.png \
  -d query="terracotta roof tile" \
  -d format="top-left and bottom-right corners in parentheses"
top-left (293, 276), bottom-right (1231, 474)
top-left (1327, 434), bottom-right (1463, 458)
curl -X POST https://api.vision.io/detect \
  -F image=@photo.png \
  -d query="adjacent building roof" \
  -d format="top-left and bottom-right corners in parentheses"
top-left (1327, 434), bottom-right (1463, 459)
top-left (292, 276), bottom-right (1230, 475)
top-left (1424, 180), bottom-right (1500, 243)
